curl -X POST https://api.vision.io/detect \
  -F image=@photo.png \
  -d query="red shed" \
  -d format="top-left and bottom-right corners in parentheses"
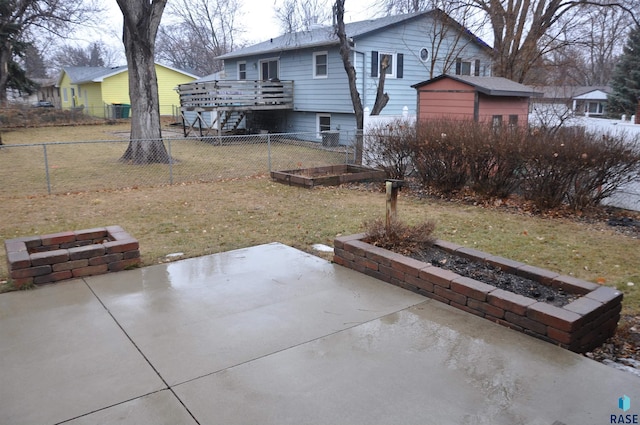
top-left (412, 75), bottom-right (541, 128)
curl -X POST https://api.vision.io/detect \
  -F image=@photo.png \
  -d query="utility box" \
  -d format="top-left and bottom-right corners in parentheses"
top-left (321, 130), bottom-right (339, 147)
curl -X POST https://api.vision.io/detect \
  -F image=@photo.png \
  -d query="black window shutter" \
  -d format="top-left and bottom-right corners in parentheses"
top-left (397, 53), bottom-right (404, 78)
top-left (474, 59), bottom-right (480, 76)
top-left (371, 51), bottom-right (378, 77)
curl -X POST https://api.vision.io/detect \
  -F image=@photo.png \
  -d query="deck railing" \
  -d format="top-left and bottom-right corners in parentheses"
top-left (178, 80), bottom-right (294, 111)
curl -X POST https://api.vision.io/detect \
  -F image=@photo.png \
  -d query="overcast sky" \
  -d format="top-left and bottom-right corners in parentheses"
top-left (79, 0), bottom-right (378, 64)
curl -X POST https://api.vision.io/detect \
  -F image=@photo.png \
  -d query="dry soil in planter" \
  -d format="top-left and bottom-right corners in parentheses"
top-left (408, 247), bottom-right (578, 307)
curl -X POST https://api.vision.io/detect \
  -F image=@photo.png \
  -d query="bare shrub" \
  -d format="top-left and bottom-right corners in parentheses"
top-left (520, 128), bottom-right (586, 209)
top-left (566, 132), bottom-right (640, 210)
top-left (363, 118), bottom-right (415, 179)
top-left (363, 217), bottom-right (436, 254)
top-left (521, 128), bottom-right (640, 210)
top-left (466, 123), bottom-right (526, 198)
top-left (411, 119), bottom-right (470, 192)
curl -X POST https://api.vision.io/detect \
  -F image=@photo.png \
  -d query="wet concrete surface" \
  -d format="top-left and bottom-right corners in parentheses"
top-left (0, 243), bottom-right (638, 424)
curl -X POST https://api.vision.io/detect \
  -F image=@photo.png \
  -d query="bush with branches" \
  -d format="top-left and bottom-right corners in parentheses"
top-left (363, 217), bottom-right (436, 254)
top-left (365, 117), bottom-right (640, 212)
top-left (363, 118), bottom-right (415, 179)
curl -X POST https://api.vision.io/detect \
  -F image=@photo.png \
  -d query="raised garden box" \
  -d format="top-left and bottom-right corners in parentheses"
top-left (270, 165), bottom-right (386, 188)
top-left (5, 226), bottom-right (140, 288)
top-left (334, 233), bottom-right (622, 353)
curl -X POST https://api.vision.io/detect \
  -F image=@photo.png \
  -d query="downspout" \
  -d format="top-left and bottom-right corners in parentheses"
top-left (354, 49), bottom-right (366, 109)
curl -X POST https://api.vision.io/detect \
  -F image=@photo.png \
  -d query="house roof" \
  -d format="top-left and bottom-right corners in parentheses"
top-left (58, 64), bottom-right (199, 86)
top-left (217, 10), bottom-right (492, 60)
top-left (533, 86), bottom-right (612, 100)
top-left (412, 75), bottom-right (542, 97)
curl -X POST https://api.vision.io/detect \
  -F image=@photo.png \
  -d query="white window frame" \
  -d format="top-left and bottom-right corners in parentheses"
top-left (456, 58), bottom-right (472, 76)
top-left (313, 51), bottom-right (328, 78)
top-left (238, 62), bottom-right (247, 80)
top-left (378, 52), bottom-right (396, 79)
top-left (317, 113), bottom-right (331, 139)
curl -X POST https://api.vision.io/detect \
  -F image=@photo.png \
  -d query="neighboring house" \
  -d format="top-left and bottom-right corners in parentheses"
top-left (531, 86), bottom-right (612, 117)
top-left (4, 77), bottom-right (59, 106)
top-left (412, 75), bottom-right (541, 128)
top-left (178, 10), bottom-right (493, 142)
top-left (33, 78), bottom-right (60, 107)
top-left (58, 64), bottom-right (198, 118)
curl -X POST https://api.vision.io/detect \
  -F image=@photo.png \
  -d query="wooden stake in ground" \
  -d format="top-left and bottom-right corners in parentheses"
top-left (385, 179), bottom-right (404, 233)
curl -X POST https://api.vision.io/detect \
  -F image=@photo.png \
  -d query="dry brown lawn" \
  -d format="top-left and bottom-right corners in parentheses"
top-left (1, 123), bottom-right (638, 315)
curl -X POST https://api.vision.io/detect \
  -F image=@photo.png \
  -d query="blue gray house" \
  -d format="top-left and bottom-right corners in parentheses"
top-left (178, 10), bottom-right (493, 142)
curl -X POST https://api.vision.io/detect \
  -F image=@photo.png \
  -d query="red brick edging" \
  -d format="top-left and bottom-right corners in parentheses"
top-left (5, 226), bottom-right (140, 288)
top-left (334, 234), bottom-right (622, 353)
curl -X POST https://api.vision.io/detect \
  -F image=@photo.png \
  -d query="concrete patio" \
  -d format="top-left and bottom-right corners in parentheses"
top-left (0, 243), bottom-right (637, 425)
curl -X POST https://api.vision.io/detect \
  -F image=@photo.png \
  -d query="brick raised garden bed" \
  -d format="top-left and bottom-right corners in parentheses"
top-left (5, 226), bottom-right (140, 288)
top-left (270, 165), bottom-right (386, 188)
top-left (334, 234), bottom-right (623, 353)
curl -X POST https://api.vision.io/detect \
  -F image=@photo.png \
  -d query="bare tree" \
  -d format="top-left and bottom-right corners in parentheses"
top-left (465, 0), bottom-right (639, 83)
top-left (116, 0), bottom-right (170, 164)
top-left (376, 0), bottom-right (427, 14)
top-left (23, 44), bottom-right (48, 78)
top-left (0, 0), bottom-right (98, 105)
top-left (275, 0), bottom-right (332, 34)
top-left (573, 6), bottom-right (632, 86)
top-left (156, 0), bottom-right (242, 76)
top-left (51, 42), bottom-right (116, 68)
top-left (334, 0), bottom-right (364, 163)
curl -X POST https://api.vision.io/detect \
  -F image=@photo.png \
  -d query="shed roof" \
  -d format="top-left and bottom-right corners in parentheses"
top-left (412, 74), bottom-right (542, 97)
top-left (218, 10), bottom-right (491, 60)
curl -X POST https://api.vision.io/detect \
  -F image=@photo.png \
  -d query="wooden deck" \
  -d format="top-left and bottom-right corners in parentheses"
top-left (178, 80), bottom-right (294, 136)
top-left (178, 80), bottom-right (294, 112)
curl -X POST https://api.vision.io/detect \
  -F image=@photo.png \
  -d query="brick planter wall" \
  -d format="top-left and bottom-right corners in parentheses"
top-left (5, 226), bottom-right (140, 288)
top-left (334, 234), bottom-right (622, 353)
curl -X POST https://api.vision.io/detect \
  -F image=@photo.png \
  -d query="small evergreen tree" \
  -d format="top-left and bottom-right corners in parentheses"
top-left (609, 24), bottom-right (640, 116)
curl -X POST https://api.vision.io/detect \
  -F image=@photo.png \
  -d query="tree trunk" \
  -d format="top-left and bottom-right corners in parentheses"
top-left (334, 0), bottom-right (364, 164)
top-left (371, 55), bottom-right (390, 115)
top-left (117, 0), bottom-right (170, 164)
top-left (0, 40), bottom-right (11, 106)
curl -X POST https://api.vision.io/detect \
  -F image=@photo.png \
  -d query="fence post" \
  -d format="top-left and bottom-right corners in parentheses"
top-left (43, 144), bottom-right (51, 195)
top-left (167, 139), bottom-right (174, 185)
top-left (267, 134), bottom-right (272, 172)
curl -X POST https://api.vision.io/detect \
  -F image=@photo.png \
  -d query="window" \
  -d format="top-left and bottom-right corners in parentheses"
top-left (238, 62), bottom-right (247, 80)
top-left (492, 115), bottom-right (503, 131)
top-left (260, 59), bottom-right (279, 80)
top-left (63, 88), bottom-right (68, 102)
top-left (371, 51), bottom-right (404, 78)
top-left (381, 53), bottom-right (394, 76)
top-left (419, 48), bottom-right (429, 62)
top-left (474, 59), bottom-right (481, 76)
top-left (456, 58), bottom-right (471, 75)
top-left (509, 115), bottom-right (518, 129)
top-left (317, 114), bottom-right (331, 138)
top-left (587, 102), bottom-right (603, 114)
top-left (313, 52), bottom-right (328, 78)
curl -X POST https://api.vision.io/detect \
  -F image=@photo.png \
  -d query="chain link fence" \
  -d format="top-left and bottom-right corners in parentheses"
top-left (0, 132), bottom-right (357, 197)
